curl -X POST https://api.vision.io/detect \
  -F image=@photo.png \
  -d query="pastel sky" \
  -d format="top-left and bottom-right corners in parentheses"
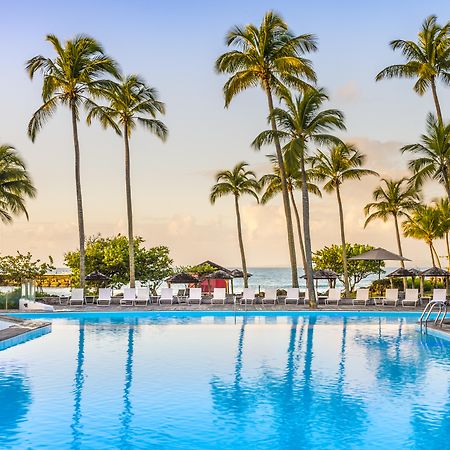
top-left (0, 0), bottom-right (449, 267)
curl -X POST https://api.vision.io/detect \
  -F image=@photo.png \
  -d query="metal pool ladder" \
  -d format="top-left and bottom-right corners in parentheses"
top-left (419, 300), bottom-right (447, 331)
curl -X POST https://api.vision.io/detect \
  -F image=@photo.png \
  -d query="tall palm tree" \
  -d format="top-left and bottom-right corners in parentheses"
top-left (403, 205), bottom-right (444, 267)
top-left (0, 145), bottom-right (36, 223)
top-left (27, 34), bottom-right (119, 288)
top-left (433, 197), bottom-right (450, 270)
top-left (364, 178), bottom-right (421, 265)
top-left (376, 15), bottom-right (450, 123)
top-left (401, 114), bottom-right (450, 199)
top-left (253, 89), bottom-right (345, 305)
top-left (259, 154), bottom-right (321, 271)
top-left (215, 11), bottom-right (317, 288)
top-left (210, 162), bottom-right (259, 288)
top-left (87, 75), bottom-right (167, 288)
top-left (312, 143), bottom-right (378, 295)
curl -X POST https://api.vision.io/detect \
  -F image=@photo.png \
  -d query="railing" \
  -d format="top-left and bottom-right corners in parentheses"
top-left (419, 300), bottom-right (447, 331)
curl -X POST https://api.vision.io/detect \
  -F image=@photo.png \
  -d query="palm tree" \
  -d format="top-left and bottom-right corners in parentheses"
top-left (376, 15), bottom-right (450, 123)
top-left (259, 154), bottom-right (321, 271)
top-left (433, 197), bottom-right (450, 270)
top-left (364, 178), bottom-right (421, 265)
top-left (215, 11), bottom-right (317, 288)
top-left (401, 114), bottom-right (450, 199)
top-left (26, 34), bottom-right (119, 288)
top-left (87, 75), bottom-right (167, 288)
top-left (253, 89), bottom-right (345, 305)
top-left (312, 143), bottom-right (378, 295)
top-left (210, 162), bottom-right (259, 288)
top-left (403, 205), bottom-right (443, 267)
top-left (0, 145), bottom-right (36, 223)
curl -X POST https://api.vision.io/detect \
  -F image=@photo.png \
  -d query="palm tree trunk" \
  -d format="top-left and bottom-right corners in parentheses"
top-left (393, 214), bottom-right (407, 290)
top-left (432, 243), bottom-right (441, 268)
top-left (429, 242), bottom-right (436, 266)
top-left (431, 76), bottom-right (443, 125)
top-left (265, 86), bottom-right (298, 288)
top-left (336, 185), bottom-right (350, 296)
top-left (289, 189), bottom-right (307, 270)
top-left (124, 125), bottom-right (135, 288)
top-left (71, 103), bottom-right (85, 288)
top-left (299, 151), bottom-right (317, 306)
top-left (234, 194), bottom-right (248, 288)
top-left (446, 232), bottom-right (450, 271)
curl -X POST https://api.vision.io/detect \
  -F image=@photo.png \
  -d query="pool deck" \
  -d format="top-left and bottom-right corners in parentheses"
top-left (0, 315), bottom-right (51, 343)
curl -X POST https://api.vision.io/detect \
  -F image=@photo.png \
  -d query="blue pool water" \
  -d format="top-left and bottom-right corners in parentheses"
top-left (1, 312), bottom-right (450, 449)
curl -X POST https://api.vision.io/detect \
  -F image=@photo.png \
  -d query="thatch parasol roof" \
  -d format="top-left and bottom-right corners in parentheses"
top-left (166, 272), bottom-right (200, 284)
top-left (420, 267), bottom-right (450, 277)
top-left (191, 260), bottom-right (233, 275)
top-left (204, 270), bottom-right (233, 280)
top-left (230, 269), bottom-right (253, 278)
top-left (386, 268), bottom-right (415, 278)
top-left (349, 247), bottom-right (410, 261)
top-left (301, 269), bottom-right (338, 280)
top-left (85, 270), bottom-right (110, 282)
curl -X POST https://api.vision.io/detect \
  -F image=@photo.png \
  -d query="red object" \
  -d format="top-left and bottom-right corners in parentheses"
top-left (200, 279), bottom-right (227, 293)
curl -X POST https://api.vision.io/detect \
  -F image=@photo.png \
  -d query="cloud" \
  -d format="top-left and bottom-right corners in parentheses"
top-left (334, 81), bottom-right (361, 103)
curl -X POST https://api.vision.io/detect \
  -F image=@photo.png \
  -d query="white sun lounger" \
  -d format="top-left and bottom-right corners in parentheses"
top-left (211, 288), bottom-right (226, 304)
top-left (121, 288), bottom-right (136, 306)
top-left (240, 288), bottom-right (256, 305)
top-left (402, 288), bottom-right (419, 307)
top-left (352, 289), bottom-right (371, 306)
top-left (325, 288), bottom-right (342, 305)
top-left (159, 288), bottom-right (174, 305)
top-left (284, 288), bottom-right (300, 305)
top-left (187, 288), bottom-right (202, 305)
top-left (262, 288), bottom-right (278, 305)
top-left (379, 288), bottom-right (399, 306)
top-left (96, 288), bottom-right (112, 306)
top-left (428, 288), bottom-right (447, 305)
top-left (135, 287), bottom-right (150, 306)
top-left (70, 288), bottom-right (84, 306)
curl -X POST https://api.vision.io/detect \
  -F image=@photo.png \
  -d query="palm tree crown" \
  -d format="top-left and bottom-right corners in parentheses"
top-left (364, 178), bottom-right (421, 226)
top-left (26, 34), bottom-right (120, 140)
top-left (375, 15), bottom-right (450, 122)
top-left (215, 11), bottom-right (317, 106)
top-left (401, 113), bottom-right (450, 199)
top-left (210, 162), bottom-right (260, 203)
top-left (0, 145), bottom-right (36, 223)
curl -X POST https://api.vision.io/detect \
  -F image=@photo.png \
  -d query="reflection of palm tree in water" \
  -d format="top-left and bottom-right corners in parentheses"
top-left (71, 320), bottom-right (85, 449)
top-left (119, 322), bottom-right (135, 447)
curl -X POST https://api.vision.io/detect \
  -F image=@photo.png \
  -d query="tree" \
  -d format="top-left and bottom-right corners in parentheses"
top-left (27, 34), bottom-right (119, 288)
top-left (210, 162), bottom-right (259, 288)
top-left (253, 88), bottom-right (345, 305)
top-left (401, 114), bottom-right (450, 199)
top-left (376, 15), bottom-right (450, 123)
top-left (64, 234), bottom-right (173, 291)
top-left (259, 154), bottom-right (321, 271)
top-left (311, 143), bottom-right (378, 295)
top-left (0, 252), bottom-right (54, 286)
top-left (313, 244), bottom-right (383, 292)
top-left (364, 178), bottom-right (421, 288)
top-left (432, 197), bottom-right (450, 270)
top-left (402, 206), bottom-right (443, 267)
top-left (87, 75), bottom-right (168, 288)
top-left (0, 145), bottom-right (36, 223)
top-left (216, 11), bottom-right (318, 288)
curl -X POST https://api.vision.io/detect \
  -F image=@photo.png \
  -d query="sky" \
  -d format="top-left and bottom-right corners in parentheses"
top-left (0, 0), bottom-right (449, 267)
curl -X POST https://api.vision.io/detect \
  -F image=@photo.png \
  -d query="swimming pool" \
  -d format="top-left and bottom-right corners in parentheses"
top-left (1, 312), bottom-right (449, 449)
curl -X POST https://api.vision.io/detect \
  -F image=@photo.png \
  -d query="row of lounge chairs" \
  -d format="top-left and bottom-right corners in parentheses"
top-left (64, 287), bottom-right (447, 307)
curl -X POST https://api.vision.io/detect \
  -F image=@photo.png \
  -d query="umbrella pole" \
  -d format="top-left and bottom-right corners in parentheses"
top-left (378, 260), bottom-right (381, 280)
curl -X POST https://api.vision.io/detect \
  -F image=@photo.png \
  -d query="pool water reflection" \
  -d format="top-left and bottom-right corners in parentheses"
top-left (1, 313), bottom-right (449, 449)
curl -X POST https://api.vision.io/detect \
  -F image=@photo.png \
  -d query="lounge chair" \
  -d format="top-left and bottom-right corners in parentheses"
top-left (379, 288), bottom-right (399, 306)
top-left (402, 288), bottom-right (419, 307)
top-left (96, 288), bottom-right (112, 306)
top-left (121, 288), bottom-right (136, 306)
top-left (428, 288), bottom-right (447, 305)
top-left (135, 287), bottom-right (150, 306)
top-left (284, 288), bottom-right (300, 305)
top-left (187, 288), bottom-right (202, 305)
top-left (352, 289), bottom-right (371, 306)
top-left (324, 288), bottom-right (342, 305)
top-left (211, 288), bottom-right (226, 305)
top-left (262, 288), bottom-right (278, 305)
top-left (159, 288), bottom-right (174, 305)
top-left (70, 288), bottom-right (84, 306)
top-left (240, 288), bottom-right (256, 305)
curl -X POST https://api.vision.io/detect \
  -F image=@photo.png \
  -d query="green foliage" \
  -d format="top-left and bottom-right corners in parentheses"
top-left (0, 252), bottom-right (54, 286)
top-left (64, 234), bottom-right (173, 291)
top-left (175, 263), bottom-right (216, 275)
top-left (313, 244), bottom-right (384, 291)
top-left (0, 288), bottom-right (21, 309)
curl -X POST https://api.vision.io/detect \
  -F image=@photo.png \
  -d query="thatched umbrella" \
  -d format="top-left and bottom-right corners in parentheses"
top-left (301, 269), bottom-right (338, 289)
top-left (230, 269), bottom-right (252, 294)
top-left (386, 267), bottom-right (416, 289)
top-left (166, 272), bottom-right (199, 285)
top-left (419, 267), bottom-right (450, 295)
top-left (204, 270), bottom-right (233, 294)
top-left (85, 271), bottom-right (110, 291)
top-left (349, 247), bottom-right (410, 279)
